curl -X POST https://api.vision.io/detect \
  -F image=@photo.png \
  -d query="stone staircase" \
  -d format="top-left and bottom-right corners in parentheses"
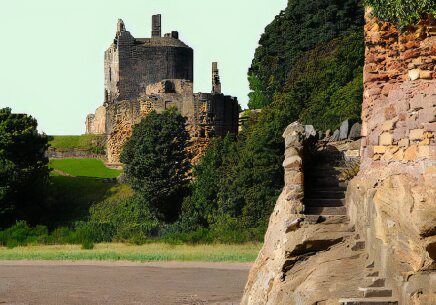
top-left (304, 146), bottom-right (348, 216)
top-left (339, 242), bottom-right (398, 305)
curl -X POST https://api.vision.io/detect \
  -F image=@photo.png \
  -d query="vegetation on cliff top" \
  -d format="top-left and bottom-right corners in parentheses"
top-left (366, 0), bottom-right (436, 29)
top-left (248, 0), bottom-right (364, 131)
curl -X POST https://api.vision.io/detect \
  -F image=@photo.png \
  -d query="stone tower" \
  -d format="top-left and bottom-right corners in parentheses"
top-left (104, 17), bottom-right (194, 104)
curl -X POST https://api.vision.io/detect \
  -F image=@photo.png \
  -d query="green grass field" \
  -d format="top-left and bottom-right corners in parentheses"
top-left (50, 158), bottom-right (122, 178)
top-left (0, 243), bottom-right (261, 262)
top-left (49, 134), bottom-right (106, 153)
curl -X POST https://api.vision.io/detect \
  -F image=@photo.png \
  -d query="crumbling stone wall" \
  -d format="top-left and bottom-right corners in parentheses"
top-left (85, 106), bottom-right (106, 135)
top-left (104, 79), bottom-right (239, 164)
top-left (362, 12), bottom-right (435, 172)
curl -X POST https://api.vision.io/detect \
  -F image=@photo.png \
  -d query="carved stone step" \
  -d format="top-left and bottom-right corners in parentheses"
top-left (304, 206), bottom-right (347, 216)
top-left (309, 186), bottom-right (347, 192)
top-left (366, 271), bottom-right (379, 277)
top-left (364, 278), bottom-right (386, 288)
top-left (304, 198), bottom-right (345, 206)
top-left (302, 215), bottom-right (349, 225)
top-left (358, 287), bottom-right (392, 298)
top-left (306, 190), bottom-right (346, 199)
top-left (339, 298), bottom-right (398, 305)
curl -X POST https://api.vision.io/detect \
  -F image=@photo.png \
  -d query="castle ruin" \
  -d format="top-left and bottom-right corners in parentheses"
top-left (86, 15), bottom-right (240, 164)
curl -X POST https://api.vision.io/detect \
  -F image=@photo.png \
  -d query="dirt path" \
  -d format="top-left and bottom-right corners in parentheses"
top-left (0, 261), bottom-right (250, 305)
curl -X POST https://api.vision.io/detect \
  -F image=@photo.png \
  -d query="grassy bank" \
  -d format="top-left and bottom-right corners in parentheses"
top-left (49, 135), bottom-right (106, 153)
top-left (0, 243), bottom-right (262, 263)
top-left (49, 158), bottom-right (122, 178)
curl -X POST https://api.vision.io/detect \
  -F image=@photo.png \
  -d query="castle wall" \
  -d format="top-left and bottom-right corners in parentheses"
top-left (85, 106), bottom-right (106, 135)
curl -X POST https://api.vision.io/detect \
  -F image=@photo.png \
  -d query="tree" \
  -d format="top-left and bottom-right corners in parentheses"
top-left (120, 109), bottom-right (190, 222)
top-left (0, 108), bottom-right (50, 227)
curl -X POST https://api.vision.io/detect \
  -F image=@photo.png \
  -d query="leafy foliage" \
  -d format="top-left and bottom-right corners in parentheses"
top-left (120, 109), bottom-right (190, 222)
top-left (0, 108), bottom-right (50, 227)
top-left (89, 195), bottom-right (160, 244)
top-left (248, 0), bottom-right (364, 111)
top-left (366, 0), bottom-right (436, 29)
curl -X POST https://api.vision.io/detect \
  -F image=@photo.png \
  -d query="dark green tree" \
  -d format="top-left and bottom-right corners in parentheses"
top-left (120, 109), bottom-right (190, 222)
top-left (0, 108), bottom-right (50, 227)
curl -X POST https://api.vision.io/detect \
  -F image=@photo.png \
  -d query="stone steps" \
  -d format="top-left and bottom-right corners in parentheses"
top-left (339, 298), bottom-right (398, 305)
top-left (358, 287), bottom-right (392, 298)
top-left (365, 278), bottom-right (386, 288)
top-left (306, 190), bottom-right (345, 199)
top-left (304, 206), bottom-right (347, 216)
top-left (304, 198), bottom-right (345, 206)
top-left (302, 215), bottom-right (349, 225)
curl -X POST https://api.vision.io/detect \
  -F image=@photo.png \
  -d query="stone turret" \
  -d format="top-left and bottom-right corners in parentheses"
top-left (152, 14), bottom-right (162, 38)
top-left (212, 62), bottom-right (221, 94)
top-left (117, 19), bottom-right (126, 33)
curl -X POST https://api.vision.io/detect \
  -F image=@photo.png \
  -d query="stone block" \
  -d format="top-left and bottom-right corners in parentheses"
top-left (339, 120), bottom-right (350, 140)
top-left (393, 148), bottom-right (405, 160)
top-left (304, 125), bottom-right (316, 137)
top-left (382, 118), bottom-right (398, 131)
top-left (379, 132), bottom-right (393, 145)
top-left (285, 171), bottom-right (303, 186)
top-left (409, 128), bottom-right (425, 141)
top-left (283, 122), bottom-right (305, 139)
top-left (283, 156), bottom-right (302, 169)
top-left (417, 108), bottom-right (436, 126)
top-left (348, 123), bottom-right (362, 140)
top-left (398, 138), bottom-right (410, 147)
top-left (404, 145), bottom-right (418, 161)
top-left (384, 105), bottom-right (396, 120)
top-left (285, 147), bottom-right (300, 158)
top-left (331, 129), bottom-right (340, 141)
top-left (373, 146), bottom-right (387, 154)
top-left (417, 146), bottom-right (431, 159)
top-left (408, 69), bottom-right (420, 80)
top-left (420, 70), bottom-right (432, 79)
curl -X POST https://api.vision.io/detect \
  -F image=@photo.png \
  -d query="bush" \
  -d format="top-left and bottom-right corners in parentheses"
top-left (0, 221), bottom-right (49, 248)
top-left (89, 195), bottom-right (160, 243)
top-left (366, 0), bottom-right (436, 29)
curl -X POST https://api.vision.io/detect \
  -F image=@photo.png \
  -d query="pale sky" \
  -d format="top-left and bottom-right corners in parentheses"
top-left (0, 0), bottom-right (287, 135)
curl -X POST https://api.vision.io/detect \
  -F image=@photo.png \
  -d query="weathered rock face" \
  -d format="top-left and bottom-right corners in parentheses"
top-left (242, 12), bottom-right (435, 305)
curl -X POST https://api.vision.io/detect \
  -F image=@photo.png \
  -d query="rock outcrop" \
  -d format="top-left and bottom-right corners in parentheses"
top-left (241, 11), bottom-right (435, 305)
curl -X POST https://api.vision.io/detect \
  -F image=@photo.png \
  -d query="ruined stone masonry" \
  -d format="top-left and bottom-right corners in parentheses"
top-left (86, 16), bottom-right (239, 164)
top-left (242, 11), bottom-right (435, 305)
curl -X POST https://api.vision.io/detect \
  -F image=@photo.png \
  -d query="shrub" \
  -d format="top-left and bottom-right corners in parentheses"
top-left (366, 0), bottom-right (436, 29)
top-left (89, 195), bottom-right (160, 243)
top-left (0, 221), bottom-right (49, 248)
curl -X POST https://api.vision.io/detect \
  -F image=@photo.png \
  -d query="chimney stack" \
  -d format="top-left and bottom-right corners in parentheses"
top-left (152, 14), bottom-right (162, 37)
top-left (212, 62), bottom-right (222, 94)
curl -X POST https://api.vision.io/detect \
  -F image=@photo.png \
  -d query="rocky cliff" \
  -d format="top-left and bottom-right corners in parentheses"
top-left (241, 12), bottom-right (435, 305)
